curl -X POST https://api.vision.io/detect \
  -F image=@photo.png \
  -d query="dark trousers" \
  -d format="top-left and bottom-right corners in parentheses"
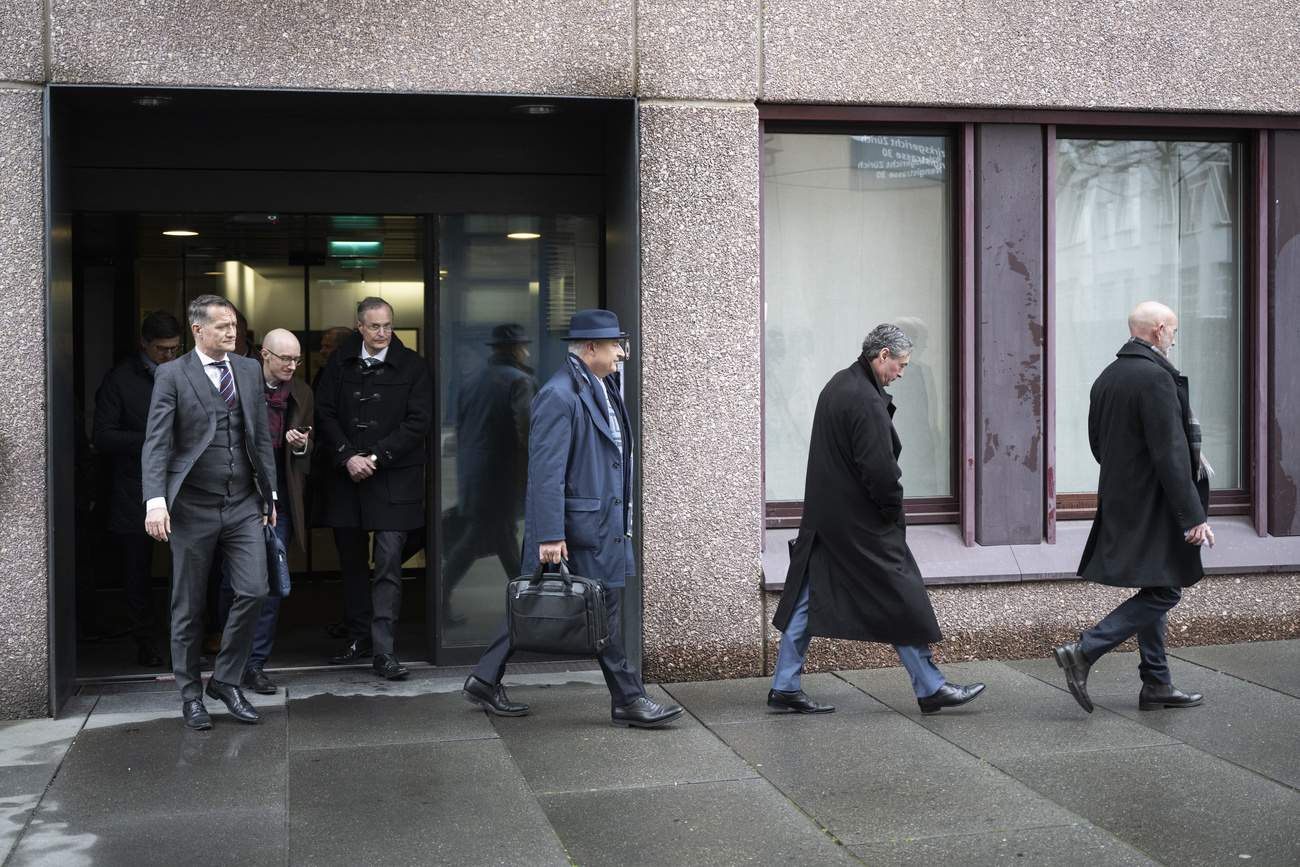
top-left (168, 484), bottom-right (267, 701)
top-left (1080, 586), bottom-right (1183, 684)
top-left (473, 585), bottom-right (645, 708)
top-left (442, 513), bottom-right (521, 597)
top-left (117, 531), bottom-right (159, 643)
top-left (335, 527), bottom-right (408, 655)
top-left (220, 514), bottom-right (293, 670)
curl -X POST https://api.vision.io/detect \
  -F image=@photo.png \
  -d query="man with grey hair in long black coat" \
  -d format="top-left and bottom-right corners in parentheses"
top-left (1054, 301), bottom-right (1212, 714)
top-left (768, 323), bottom-right (986, 716)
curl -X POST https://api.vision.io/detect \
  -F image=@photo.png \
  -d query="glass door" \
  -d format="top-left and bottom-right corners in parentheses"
top-left (433, 214), bottom-right (600, 662)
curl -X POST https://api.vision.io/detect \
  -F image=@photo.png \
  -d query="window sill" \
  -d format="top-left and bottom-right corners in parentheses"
top-left (761, 516), bottom-right (1300, 591)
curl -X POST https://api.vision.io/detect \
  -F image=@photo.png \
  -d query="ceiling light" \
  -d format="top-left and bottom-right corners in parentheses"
top-left (511, 103), bottom-right (557, 116)
top-left (507, 232), bottom-right (540, 240)
top-left (203, 271), bottom-right (224, 276)
top-left (328, 239), bottom-right (384, 257)
top-left (163, 230), bottom-right (198, 237)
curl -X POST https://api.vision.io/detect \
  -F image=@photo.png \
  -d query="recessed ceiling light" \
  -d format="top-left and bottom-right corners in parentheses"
top-left (511, 103), bottom-right (557, 116)
top-left (507, 232), bottom-right (540, 240)
top-left (163, 230), bottom-right (198, 237)
top-left (203, 271), bottom-right (224, 276)
top-left (132, 95), bottom-right (175, 108)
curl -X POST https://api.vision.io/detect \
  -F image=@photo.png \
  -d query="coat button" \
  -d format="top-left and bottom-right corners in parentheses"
top-left (613, 461), bottom-right (620, 469)
top-left (616, 537), bottom-right (622, 543)
top-left (615, 498), bottom-right (621, 505)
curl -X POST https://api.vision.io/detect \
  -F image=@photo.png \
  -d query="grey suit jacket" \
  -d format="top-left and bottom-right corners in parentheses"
top-left (141, 349), bottom-right (277, 512)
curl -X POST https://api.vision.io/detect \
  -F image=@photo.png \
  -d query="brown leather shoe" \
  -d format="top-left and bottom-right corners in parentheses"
top-left (1139, 682), bottom-right (1203, 710)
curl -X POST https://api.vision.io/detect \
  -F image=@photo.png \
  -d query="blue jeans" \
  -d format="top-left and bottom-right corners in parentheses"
top-left (220, 516), bottom-right (292, 671)
top-left (772, 578), bottom-right (947, 698)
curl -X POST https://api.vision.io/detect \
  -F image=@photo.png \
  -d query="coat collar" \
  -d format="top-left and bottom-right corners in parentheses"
top-left (1116, 340), bottom-right (1182, 379)
top-left (565, 353), bottom-right (622, 447)
top-left (855, 352), bottom-right (894, 410)
top-left (335, 330), bottom-right (409, 367)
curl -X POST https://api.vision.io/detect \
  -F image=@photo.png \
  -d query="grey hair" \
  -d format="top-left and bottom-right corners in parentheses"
top-left (188, 294), bottom-right (236, 328)
top-left (861, 323), bottom-right (913, 360)
top-left (356, 296), bottom-right (393, 322)
top-left (567, 340), bottom-right (588, 356)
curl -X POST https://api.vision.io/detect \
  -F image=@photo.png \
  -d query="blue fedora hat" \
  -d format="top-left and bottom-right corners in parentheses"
top-left (562, 309), bottom-right (628, 340)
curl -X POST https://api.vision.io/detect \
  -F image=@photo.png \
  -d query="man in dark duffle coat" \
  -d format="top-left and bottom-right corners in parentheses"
top-left (768, 323), bottom-right (986, 716)
top-left (315, 297), bottom-right (432, 680)
top-left (462, 309), bottom-right (684, 729)
top-left (142, 295), bottom-right (277, 730)
top-left (1054, 301), bottom-right (1213, 713)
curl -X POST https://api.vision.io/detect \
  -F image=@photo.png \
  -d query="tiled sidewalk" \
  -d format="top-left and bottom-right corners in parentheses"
top-left (2, 641), bottom-right (1297, 866)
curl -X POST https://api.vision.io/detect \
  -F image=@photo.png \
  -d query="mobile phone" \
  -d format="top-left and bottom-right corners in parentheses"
top-left (295, 426), bottom-right (310, 433)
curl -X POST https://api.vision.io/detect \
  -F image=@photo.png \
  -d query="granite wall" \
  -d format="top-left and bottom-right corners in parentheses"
top-left (0, 89), bottom-right (51, 718)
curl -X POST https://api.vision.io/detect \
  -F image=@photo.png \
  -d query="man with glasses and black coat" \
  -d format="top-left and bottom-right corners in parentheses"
top-left (315, 297), bottom-right (432, 680)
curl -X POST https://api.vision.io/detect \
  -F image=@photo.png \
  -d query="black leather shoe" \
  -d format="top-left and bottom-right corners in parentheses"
top-left (918, 682), bottom-right (986, 714)
top-left (462, 676), bottom-right (529, 716)
top-left (767, 689), bottom-right (835, 714)
top-left (1139, 681), bottom-right (1203, 710)
top-left (372, 653), bottom-right (410, 680)
top-left (241, 666), bottom-right (277, 695)
top-left (1053, 640), bottom-right (1094, 713)
top-left (329, 638), bottom-right (373, 664)
top-left (611, 696), bottom-right (684, 728)
top-left (205, 679), bottom-right (261, 724)
top-left (137, 641), bottom-right (164, 667)
top-left (182, 699), bottom-right (212, 731)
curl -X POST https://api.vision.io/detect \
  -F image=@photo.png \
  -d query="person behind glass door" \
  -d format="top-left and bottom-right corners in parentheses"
top-left (315, 297), bottom-right (431, 680)
top-left (217, 329), bottom-right (314, 695)
top-left (92, 310), bottom-right (184, 668)
top-left (441, 323), bottom-right (538, 626)
top-left (142, 295), bottom-right (277, 730)
top-left (1054, 301), bottom-right (1212, 714)
top-left (463, 310), bottom-right (684, 729)
top-left (769, 324), bottom-right (986, 716)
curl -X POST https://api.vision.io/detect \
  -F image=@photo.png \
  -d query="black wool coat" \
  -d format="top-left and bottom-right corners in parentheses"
top-left (92, 351), bottom-right (158, 535)
top-left (773, 354), bottom-right (943, 646)
top-left (1077, 342), bottom-right (1210, 588)
top-left (313, 332), bottom-right (432, 531)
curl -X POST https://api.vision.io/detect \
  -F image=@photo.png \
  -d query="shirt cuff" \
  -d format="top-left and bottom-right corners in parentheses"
top-left (145, 497), bottom-right (166, 512)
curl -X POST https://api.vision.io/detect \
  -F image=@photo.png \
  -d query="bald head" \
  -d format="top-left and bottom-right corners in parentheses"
top-left (261, 328), bottom-right (302, 385)
top-left (1128, 302), bottom-right (1178, 356)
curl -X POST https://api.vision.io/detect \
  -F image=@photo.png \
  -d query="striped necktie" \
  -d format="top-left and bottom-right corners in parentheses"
top-left (213, 361), bottom-right (236, 408)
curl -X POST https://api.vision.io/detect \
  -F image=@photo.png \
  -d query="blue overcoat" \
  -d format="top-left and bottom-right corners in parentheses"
top-left (521, 354), bottom-right (635, 588)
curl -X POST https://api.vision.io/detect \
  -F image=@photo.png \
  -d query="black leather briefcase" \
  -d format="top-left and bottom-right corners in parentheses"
top-left (507, 560), bottom-right (610, 656)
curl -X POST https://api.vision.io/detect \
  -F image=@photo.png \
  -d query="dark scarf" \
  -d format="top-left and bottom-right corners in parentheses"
top-left (264, 380), bottom-right (290, 448)
top-left (1126, 337), bottom-right (1212, 481)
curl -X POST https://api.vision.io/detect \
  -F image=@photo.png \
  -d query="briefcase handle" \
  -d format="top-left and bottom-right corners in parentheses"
top-left (530, 558), bottom-right (573, 588)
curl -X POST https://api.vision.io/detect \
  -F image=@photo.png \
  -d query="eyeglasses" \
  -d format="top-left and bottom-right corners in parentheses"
top-left (362, 323), bottom-right (393, 334)
top-left (150, 344), bottom-right (182, 356)
top-left (267, 351), bottom-right (304, 365)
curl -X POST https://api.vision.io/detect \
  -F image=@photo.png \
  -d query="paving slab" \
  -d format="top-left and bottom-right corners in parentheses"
top-left (8, 710), bottom-right (289, 867)
top-left (995, 743), bottom-right (1300, 867)
top-left (839, 662), bottom-right (1180, 759)
top-left (1006, 650), bottom-right (1204, 699)
top-left (1094, 666), bottom-right (1300, 789)
top-left (289, 738), bottom-right (567, 867)
top-left (1171, 639), bottom-right (1300, 697)
top-left (710, 708), bottom-right (1078, 844)
top-left (851, 824), bottom-right (1163, 866)
top-left (661, 672), bottom-right (885, 724)
top-left (489, 684), bottom-right (758, 793)
top-left (288, 691), bottom-right (497, 750)
top-left (540, 777), bottom-right (860, 867)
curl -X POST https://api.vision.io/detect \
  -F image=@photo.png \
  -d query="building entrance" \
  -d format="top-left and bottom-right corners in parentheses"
top-left (47, 86), bottom-right (638, 706)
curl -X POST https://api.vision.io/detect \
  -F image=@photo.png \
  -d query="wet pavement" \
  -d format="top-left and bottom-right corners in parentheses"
top-left (2, 640), bottom-right (1297, 866)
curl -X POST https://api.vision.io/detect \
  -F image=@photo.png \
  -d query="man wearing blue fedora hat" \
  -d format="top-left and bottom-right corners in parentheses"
top-left (463, 309), bottom-right (684, 728)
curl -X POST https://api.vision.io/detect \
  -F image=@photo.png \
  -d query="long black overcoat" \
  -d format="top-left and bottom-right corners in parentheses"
top-left (313, 331), bottom-right (432, 531)
top-left (773, 354), bottom-right (942, 645)
top-left (1077, 342), bottom-right (1210, 588)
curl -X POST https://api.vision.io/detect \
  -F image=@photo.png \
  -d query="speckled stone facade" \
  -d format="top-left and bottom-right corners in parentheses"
top-left (0, 0), bottom-right (44, 83)
top-left (766, 574), bottom-right (1300, 676)
top-left (49, 0), bottom-right (635, 95)
top-left (637, 103), bottom-right (763, 682)
top-left (0, 89), bottom-right (50, 720)
top-left (763, 0), bottom-right (1300, 112)
top-left (636, 0), bottom-right (758, 100)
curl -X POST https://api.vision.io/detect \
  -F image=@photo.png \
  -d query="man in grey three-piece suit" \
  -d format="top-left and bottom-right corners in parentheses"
top-left (143, 294), bottom-right (278, 731)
